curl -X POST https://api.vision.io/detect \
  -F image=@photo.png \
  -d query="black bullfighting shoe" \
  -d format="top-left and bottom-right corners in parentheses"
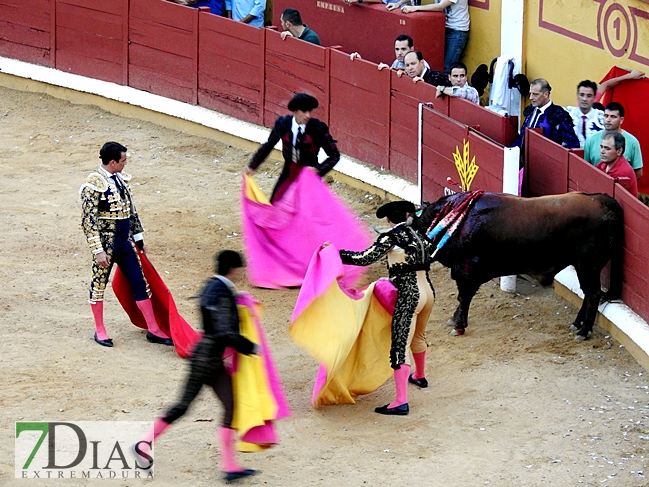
top-left (374, 403), bottom-right (409, 416)
top-left (94, 333), bottom-right (113, 348)
top-left (224, 469), bottom-right (257, 482)
top-left (146, 332), bottom-right (174, 346)
top-left (408, 374), bottom-right (428, 388)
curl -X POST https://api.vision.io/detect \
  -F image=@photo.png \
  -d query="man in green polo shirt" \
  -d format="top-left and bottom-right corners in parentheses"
top-left (584, 101), bottom-right (643, 180)
top-left (279, 8), bottom-right (321, 45)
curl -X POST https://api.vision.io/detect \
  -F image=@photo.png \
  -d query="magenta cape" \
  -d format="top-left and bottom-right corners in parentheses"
top-left (289, 245), bottom-right (397, 408)
top-left (112, 248), bottom-right (201, 358)
top-left (241, 170), bottom-right (372, 289)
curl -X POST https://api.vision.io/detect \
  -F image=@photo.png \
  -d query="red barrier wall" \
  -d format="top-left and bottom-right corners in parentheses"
top-left (0, 0), bottom-right (53, 66)
top-left (129, 0), bottom-right (199, 104)
top-left (329, 49), bottom-right (390, 169)
top-left (448, 97), bottom-right (518, 147)
top-left (5, 0), bottom-right (646, 324)
top-left (55, 0), bottom-right (128, 84)
top-left (264, 29), bottom-right (330, 127)
top-left (198, 13), bottom-right (265, 125)
top-left (272, 0), bottom-right (446, 70)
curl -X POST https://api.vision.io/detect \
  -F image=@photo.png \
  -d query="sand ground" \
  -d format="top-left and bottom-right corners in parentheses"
top-left (0, 85), bottom-right (648, 487)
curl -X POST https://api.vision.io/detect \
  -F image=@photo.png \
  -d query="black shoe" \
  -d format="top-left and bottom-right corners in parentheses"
top-left (374, 403), bottom-right (409, 416)
top-left (146, 332), bottom-right (174, 346)
top-left (224, 469), bottom-right (257, 481)
top-left (94, 333), bottom-right (113, 348)
top-left (408, 374), bottom-right (428, 388)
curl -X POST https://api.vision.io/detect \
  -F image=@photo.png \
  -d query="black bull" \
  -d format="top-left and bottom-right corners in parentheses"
top-left (412, 192), bottom-right (624, 339)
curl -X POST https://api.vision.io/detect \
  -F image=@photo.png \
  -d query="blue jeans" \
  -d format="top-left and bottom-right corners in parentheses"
top-left (444, 28), bottom-right (469, 73)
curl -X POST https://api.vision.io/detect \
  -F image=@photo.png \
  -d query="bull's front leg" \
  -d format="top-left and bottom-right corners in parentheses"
top-left (448, 279), bottom-right (480, 336)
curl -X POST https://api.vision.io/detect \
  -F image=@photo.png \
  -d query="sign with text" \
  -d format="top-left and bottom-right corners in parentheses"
top-left (15, 421), bottom-right (153, 479)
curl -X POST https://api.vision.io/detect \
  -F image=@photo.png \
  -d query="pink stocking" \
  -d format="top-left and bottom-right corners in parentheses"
top-left (136, 299), bottom-right (169, 338)
top-left (412, 351), bottom-right (426, 380)
top-left (388, 364), bottom-right (410, 409)
top-left (134, 417), bottom-right (170, 462)
top-left (91, 301), bottom-right (109, 340)
top-left (218, 427), bottom-right (243, 473)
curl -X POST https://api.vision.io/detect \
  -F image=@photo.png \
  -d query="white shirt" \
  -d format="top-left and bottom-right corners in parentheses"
top-left (445, 0), bottom-right (470, 31)
top-left (565, 106), bottom-right (604, 148)
top-left (291, 117), bottom-right (306, 146)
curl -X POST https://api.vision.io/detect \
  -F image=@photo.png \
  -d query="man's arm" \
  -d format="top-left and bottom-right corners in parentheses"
top-left (314, 121), bottom-right (340, 176)
top-left (401, 0), bottom-right (451, 13)
top-left (242, 0), bottom-right (265, 23)
top-left (597, 69), bottom-right (645, 101)
top-left (248, 118), bottom-right (284, 172)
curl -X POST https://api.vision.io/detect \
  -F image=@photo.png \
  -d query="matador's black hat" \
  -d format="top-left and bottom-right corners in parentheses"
top-left (288, 93), bottom-right (319, 112)
top-left (376, 201), bottom-right (416, 224)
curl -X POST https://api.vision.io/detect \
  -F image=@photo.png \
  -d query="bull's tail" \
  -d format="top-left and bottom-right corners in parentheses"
top-left (602, 198), bottom-right (624, 302)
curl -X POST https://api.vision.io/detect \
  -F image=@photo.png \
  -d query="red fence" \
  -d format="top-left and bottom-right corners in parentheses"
top-left (1, 0), bottom-right (647, 325)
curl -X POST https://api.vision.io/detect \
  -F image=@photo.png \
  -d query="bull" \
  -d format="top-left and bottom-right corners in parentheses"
top-left (412, 191), bottom-right (624, 340)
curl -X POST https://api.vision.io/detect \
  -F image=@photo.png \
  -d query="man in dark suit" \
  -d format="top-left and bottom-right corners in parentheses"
top-left (246, 93), bottom-right (339, 202)
top-left (137, 250), bottom-right (260, 482)
top-left (512, 78), bottom-right (579, 150)
top-left (402, 51), bottom-right (450, 87)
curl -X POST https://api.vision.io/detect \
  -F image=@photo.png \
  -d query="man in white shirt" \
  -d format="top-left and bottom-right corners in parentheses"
top-left (565, 80), bottom-right (604, 148)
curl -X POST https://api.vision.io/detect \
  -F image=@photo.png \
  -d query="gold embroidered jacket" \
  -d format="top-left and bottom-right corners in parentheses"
top-left (79, 166), bottom-right (144, 255)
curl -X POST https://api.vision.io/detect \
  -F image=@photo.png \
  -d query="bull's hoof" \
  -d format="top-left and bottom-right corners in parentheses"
top-left (446, 319), bottom-right (456, 327)
top-left (574, 334), bottom-right (587, 341)
top-left (568, 324), bottom-right (579, 332)
top-left (450, 328), bottom-right (465, 336)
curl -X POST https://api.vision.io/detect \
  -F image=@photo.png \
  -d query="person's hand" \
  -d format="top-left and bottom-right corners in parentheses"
top-left (244, 166), bottom-right (254, 175)
top-left (396, 69), bottom-right (405, 78)
top-left (321, 241), bottom-right (331, 248)
top-left (252, 344), bottom-right (262, 355)
top-left (135, 240), bottom-right (145, 252)
top-left (629, 69), bottom-right (646, 79)
top-left (349, 52), bottom-right (362, 61)
top-left (401, 5), bottom-right (415, 13)
top-left (377, 62), bottom-right (389, 70)
top-left (436, 85), bottom-right (445, 98)
top-left (412, 75), bottom-right (423, 83)
top-left (96, 251), bottom-right (110, 267)
top-left (344, 0), bottom-right (359, 5)
top-left (386, 2), bottom-right (402, 10)
top-left (280, 31), bottom-right (292, 40)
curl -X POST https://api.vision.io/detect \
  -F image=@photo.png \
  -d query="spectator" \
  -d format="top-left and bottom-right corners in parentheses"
top-left (512, 78), bottom-right (579, 150)
top-left (343, 0), bottom-right (418, 7)
top-left (436, 61), bottom-right (479, 104)
top-left (595, 132), bottom-right (638, 197)
top-left (225, 0), bottom-right (265, 27)
top-left (279, 8), bottom-right (321, 45)
top-left (402, 51), bottom-right (449, 86)
top-left (391, 0), bottom-right (470, 74)
top-left (583, 101), bottom-right (643, 180)
top-left (565, 80), bottom-right (604, 148)
top-left (376, 34), bottom-right (431, 71)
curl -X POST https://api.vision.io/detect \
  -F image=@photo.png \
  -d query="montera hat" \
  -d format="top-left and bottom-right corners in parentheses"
top-left (376, 201), bottom-right (416, 224)
top-left (288, 93), bottom-right (319, 112)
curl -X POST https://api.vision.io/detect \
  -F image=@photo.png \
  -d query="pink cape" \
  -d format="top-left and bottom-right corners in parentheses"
top-left (241, 170), bottom-right (372, 289)
top-left (290, 245), bottom-right (397, 408)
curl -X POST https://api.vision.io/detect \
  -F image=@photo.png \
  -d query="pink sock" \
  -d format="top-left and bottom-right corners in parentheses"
top-left (412, 351), bottom-right (426, 380)
top-left (218, 427), bottom-right (243, 473)
top-left (91, 301), bottom-right (109, 340)
top-left (136, 299), bottom-right (169, 338)
top-left (388, 364), bottom-right (410, 409)
top-left (135, 418), bottom-right (170, 458)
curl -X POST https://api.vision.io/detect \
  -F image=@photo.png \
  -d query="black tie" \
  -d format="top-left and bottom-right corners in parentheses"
top-left (296, 127), bottom-right (305, 148)
top-left (113, 175), bottom-right (125, 196)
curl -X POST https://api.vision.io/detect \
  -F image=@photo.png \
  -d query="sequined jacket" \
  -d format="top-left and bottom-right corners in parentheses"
top-left (339, 222), bottom-right (434, 278)
top-left (79, 166), bottom-right (144, 255)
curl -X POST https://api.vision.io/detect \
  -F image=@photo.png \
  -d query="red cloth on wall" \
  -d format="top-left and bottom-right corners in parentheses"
top-left (599, 66), bottom-right (649, 195)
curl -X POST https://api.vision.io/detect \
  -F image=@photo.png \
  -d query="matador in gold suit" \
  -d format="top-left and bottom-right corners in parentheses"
top-left (80, 141), bottom-right (172, 348)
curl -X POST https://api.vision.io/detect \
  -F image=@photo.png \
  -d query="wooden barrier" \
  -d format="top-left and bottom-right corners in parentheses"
top-left (0, 0), bottom-right (53, 66)
top-left (448, 97), bottom-right (518, 147)
top-left (568, 152), bottom-right (615, 195)
top-left (55, 0), bottom-right (128, 84)
top-left (329, 49), bottom-right (390, 169)
top-left (272, 0), bottom-right (445, 69)
top-left (264, 29), bottom-right (331, 127)
top-left (129, 0), bottom-right (199, 104)
top-left (525, 129), bottom-right (569, 197)
top-left (615, 190), bottom-right (649, 320)
top-left (198, 13), bottom-right (265, 125)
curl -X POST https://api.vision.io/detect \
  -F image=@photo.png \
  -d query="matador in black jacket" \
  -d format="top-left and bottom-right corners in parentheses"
top-left (246, 93), bottom-right (339, 202)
